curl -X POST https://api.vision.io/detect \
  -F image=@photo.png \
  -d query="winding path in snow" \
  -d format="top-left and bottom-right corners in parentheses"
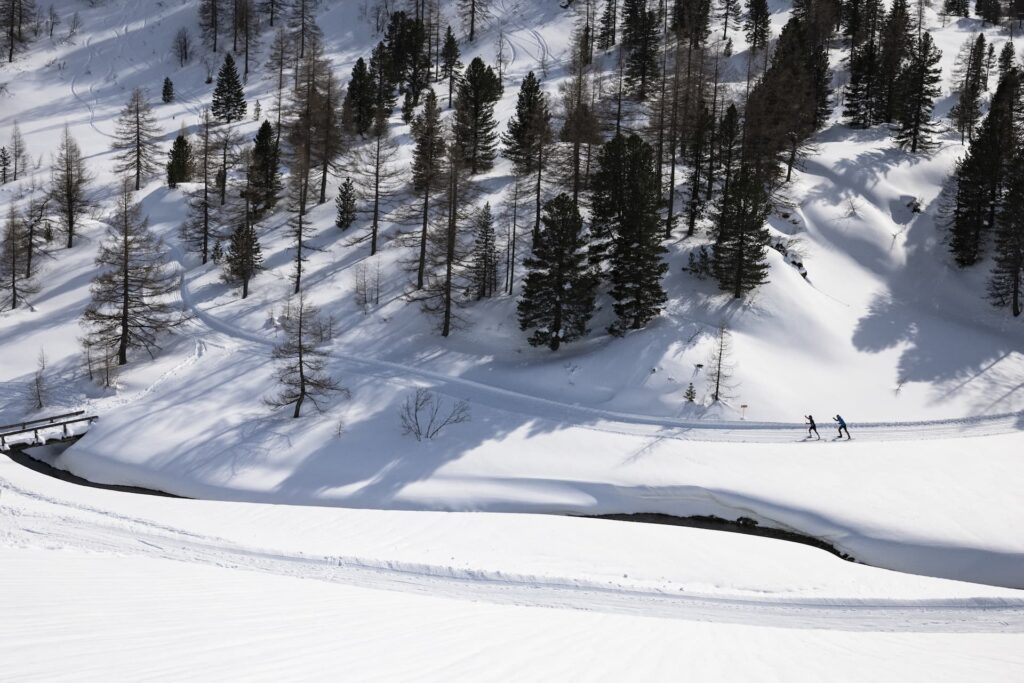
top-left (172, 256), bottom-right (1024, 444)
top-left (3, 471), bottom-right (1022, 634)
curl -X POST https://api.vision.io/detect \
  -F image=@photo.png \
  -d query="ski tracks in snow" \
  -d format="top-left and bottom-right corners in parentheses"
top-left (2, 475), bottom-right (1022, 634)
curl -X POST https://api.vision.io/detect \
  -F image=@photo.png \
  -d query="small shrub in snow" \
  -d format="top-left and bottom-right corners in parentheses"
top-left (400, 389), bottom-right (470, 441)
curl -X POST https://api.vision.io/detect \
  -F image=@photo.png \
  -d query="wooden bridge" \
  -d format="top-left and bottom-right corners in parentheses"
top-left (0, 411), bottom-right (98, 452)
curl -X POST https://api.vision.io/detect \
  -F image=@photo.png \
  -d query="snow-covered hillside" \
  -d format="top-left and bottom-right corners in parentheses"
top-left (0, 0), bottom-right (1021, 558)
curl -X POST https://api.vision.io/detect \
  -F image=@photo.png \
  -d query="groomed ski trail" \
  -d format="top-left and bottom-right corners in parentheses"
top-left (2, 473), bottom-right (1022, 634)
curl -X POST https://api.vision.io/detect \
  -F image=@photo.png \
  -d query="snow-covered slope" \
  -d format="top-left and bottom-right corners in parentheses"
top-left (2, 0), bottom-right (1023, 593)
top-left (3, 458), bottom-right (1023, 680)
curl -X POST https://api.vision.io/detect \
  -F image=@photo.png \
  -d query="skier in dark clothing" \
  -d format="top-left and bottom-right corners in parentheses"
top-left (834, 414), bottom-right (850, 440)
top-left (805, 415), bottom-right (820, 440)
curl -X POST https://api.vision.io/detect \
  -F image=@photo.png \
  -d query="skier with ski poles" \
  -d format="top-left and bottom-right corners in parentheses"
top-left (805, 415), bottom-right (820, 440)
top-left (834, 414), bottom-right (850, 440)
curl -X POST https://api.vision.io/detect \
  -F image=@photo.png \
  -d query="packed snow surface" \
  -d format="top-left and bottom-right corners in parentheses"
top-left (3, 0), bottom-right (1024, 673)
top-left (3, 459), bottom-right (1024, 680)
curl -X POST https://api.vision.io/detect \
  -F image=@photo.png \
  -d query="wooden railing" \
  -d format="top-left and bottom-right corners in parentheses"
top-left (0, 411), bottom-right (98, 451)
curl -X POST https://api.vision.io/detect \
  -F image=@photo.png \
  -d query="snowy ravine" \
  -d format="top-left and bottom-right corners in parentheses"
top-left (2, 458), bottom-right (1023, 680)
top-left (3, 0), bottom-right (1024, 673)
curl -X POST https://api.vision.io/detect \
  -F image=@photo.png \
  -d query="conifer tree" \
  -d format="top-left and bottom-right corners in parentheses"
top-left (0, 146), bottom-right (10, 183)
top-left (875, 0), bottom-right (914, 123)
top-left (212, 53), bottom-right (247, 123)
top-left (591, 134), bottom-right (667, 333)
top-left (621, 0), bottom-right (659, 100)
top-left (440, 26), bottom-right (462, 107)
top-left (998, 39), bottom-right (1016, 78)
top-left (181, 109), bottom-right (217, 264)
top-left (335, 177), bottom-right (357, 230)
top-left (166, 132), bottom-right (193, 188)
top-left (453, 57), bottom-right (503, 173)
top-left (0, 203), bottom-right (36, 310)
top-left (712, 167), bottom-right (772, 298)
top-left (977, 0), bottom-right (1002, 24)
top-left (951, 34), bottom-right (987, 143)
top-left (162, 77), bottom-right (175, 103)
top-left (410, 89), bottom-right (447, 289)
top-left (288, 0), bottom-right (322, 60)
top-left (344, 111), bottom-right (403, 256)
top-left (459, 0), bottom-right (490, 42)
top-left (82, 181), bottom-right (180, 366)
top-left (223, 174), bottom-right (263, 299)
top-left (112, 88), bottom-right (160, 191)
top-left (50, 125), bottom-right (93, 249)
top-left (558, 59), bottom-right (603, 208)
top-left (249, 120), bottom-right (281, 217)
top-left (719, 0), bottom-right (741, 39)
top-left (950, 69), bottom-right (1021, 266)
top-left (342, 57), bottom-right (375, 135)
top-left (517, 194), bottom-right (597, 350)
top-left (942, 0), bottom-right (969, 17)
top-left (597, 0), bottom-right (618, 49)
top-left (707, 323), bottom-right (735, 402)
top-left (502, 71), bottom-right (553, 241)
top-left (268, 293), bottom-right (342, 418)
top-left (895, 32), bottom-right (942, 153)
top-left (199, 0), bottom-right (223, 52)
top-left (8, 122), bottom-right (27, 182)
top-left (988, 152), bottom-right (1024, 316)
top-left (469, 203), bottom-right (499, 299)
top-left (745, 0), bottom-right (771, 52)
top-left (312, 66), bottom-right (345, 204)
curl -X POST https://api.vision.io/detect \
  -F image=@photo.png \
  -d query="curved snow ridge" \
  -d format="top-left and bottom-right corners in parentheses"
top-left (5, 481), bottom-right (1023, 634)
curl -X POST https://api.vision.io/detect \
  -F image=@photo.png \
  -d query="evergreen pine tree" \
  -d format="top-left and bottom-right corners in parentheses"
top-left (212, 53), bottom-right (247, 123)
top-left (719, 0), bottom-right (741, 39)
top-left (162, 77), bottom-right (175, 103)
top-left (335, 177), bottom-right (357, 230)
top-left (224, 217), bottom-right (263, 299)
top-left (875, 0), bottom-right (914, 123)
top-left (998, 39), bottom-right (1016, 78)
top-left (166, 132), bottom-right (194, 188)
top-left (597, 0), bottom-right (618, 50)
top-left (50, 125), bottom-right (93, 249)
top-left (517, 193), bottom-right (597, 350)
top-left (621, 0), bottom-right (659, 100)
top-left (942, 0), bottom-right (969, 17)
top-left (112, 88), bottom-right (160, 191)
top-left (988, 152), bottom-right (1024, 316)
top-left (342, 57), bottom-right (375, 135)
top-left (951, 34), bottom-right (987, 143)
top-left (895, 32), bottom-right (942, 153)
top-left (454, 57), bottom-right (503, 173)
top-left (744, 0), bottom-right (771, 52)
top-left (469, 203), bottom-right (499, 299)
top-left (249, 120), bottom-right (281, 217)
top-left (82, 181), bottom-right (181, 366)
top-left (950, 69), bottom-right (1021, 266)
top-left (410, 89), bottom-right (447, 288)
top-left (0, 146), bottom-right (10, 183)
top-left (712, 167), bottom-right (773, 298)
top-left (502, 71), bottom-right (553, 240)
top-left (684, 382), bottom-right (697, 402)
top-left (591, 134), bottom-right (668, 333)
top-left (977, 0), bottom-right (1002, 24)
top-left (440, 26), bottom-right (462, 107)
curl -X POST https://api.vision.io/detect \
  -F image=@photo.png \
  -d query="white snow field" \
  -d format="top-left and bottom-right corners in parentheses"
top-left (3, 458), bottom-right (1024, 680)
top-left (3, 0), bottom-right (1024, 676)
